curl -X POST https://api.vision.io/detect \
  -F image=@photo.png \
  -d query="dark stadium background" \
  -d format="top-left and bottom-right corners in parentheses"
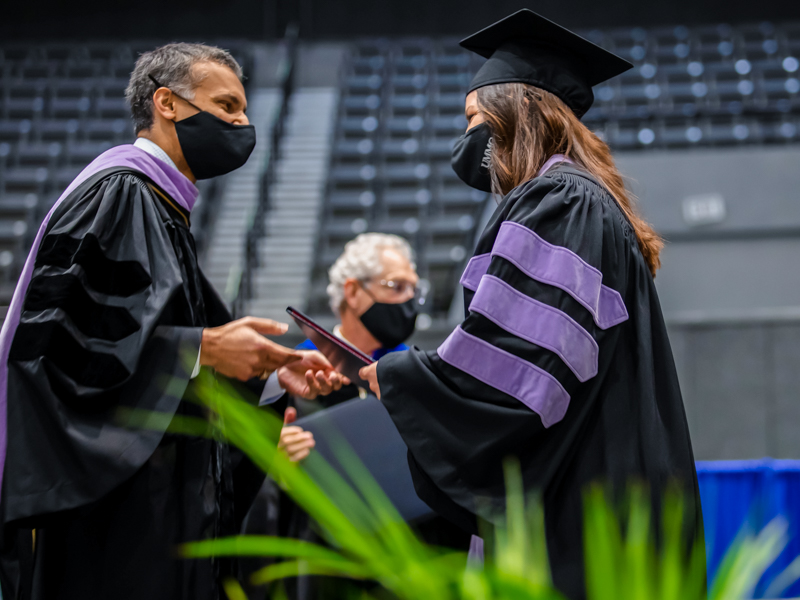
top-left (3, 0), bottom-right (800, 462)
top-left (4, 0), bottom-right (800, 39)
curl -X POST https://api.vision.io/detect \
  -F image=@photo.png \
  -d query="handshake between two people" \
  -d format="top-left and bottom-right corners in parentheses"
top-left (199, 316), bottom-right (351, 399)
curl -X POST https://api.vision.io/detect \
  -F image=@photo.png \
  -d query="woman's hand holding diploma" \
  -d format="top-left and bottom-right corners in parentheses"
top-left (359, 362), bottom-right (380, 399)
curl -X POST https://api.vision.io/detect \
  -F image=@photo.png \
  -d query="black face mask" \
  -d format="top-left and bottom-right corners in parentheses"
top-left (451, 121), bottom-right (493, 193)
top-left (149, 75), bottom-right (256, 180)
top-left (359, 298), bottom-right (418, 349)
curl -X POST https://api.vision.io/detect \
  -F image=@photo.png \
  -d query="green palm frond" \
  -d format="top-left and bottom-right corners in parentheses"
top-left (159, 373), bottom-right (800, 600)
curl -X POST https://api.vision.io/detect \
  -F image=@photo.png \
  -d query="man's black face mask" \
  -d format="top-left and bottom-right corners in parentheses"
top-left (149, 74), bottom-right (256, 180)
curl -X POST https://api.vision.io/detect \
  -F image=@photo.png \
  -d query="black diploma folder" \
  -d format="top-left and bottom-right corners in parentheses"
top-left (287, 306), bottom-right (373, 386)
top-left (294, 396), bottom-right (433, 522)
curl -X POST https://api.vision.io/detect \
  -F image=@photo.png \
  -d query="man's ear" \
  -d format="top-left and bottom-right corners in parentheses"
top-left (152, 88), bottom-right (178, 122)
top-left (343, 278), bottom-right (361, 310)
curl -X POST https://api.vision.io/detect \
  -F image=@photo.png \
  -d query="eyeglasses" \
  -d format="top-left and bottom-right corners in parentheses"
top-left (364, 278), bottom-right (430, 305)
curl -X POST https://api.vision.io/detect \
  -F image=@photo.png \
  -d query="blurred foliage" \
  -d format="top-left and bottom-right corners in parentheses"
top-left (146, 371), bottom-right (800, 600)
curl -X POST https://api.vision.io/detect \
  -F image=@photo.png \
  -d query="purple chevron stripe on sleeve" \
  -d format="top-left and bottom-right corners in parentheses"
top-left (437, 327), bottom-right (571, 428)
top-left (469, 275), bottom-right (599, 382)
top-left (460, 253), bottom-right (492, 292)
top-left (491, 221), bottom-right (628, 329)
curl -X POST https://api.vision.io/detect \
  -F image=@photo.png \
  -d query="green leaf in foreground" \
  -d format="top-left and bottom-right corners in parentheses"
top-left (166, 372), bottom-right (800, 600)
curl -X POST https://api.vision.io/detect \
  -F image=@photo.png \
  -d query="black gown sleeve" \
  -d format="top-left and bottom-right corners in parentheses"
top-left (378, 171), bottom-right (633, 525)
top-left (3, 172), bottom-right (203, 524)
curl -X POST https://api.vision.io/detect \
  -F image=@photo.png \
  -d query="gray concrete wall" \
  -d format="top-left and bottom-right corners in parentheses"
top-left (616, 147), bottom-right (800, 321)
top-left (616, 147), bottom-right (800, 236)
top-left (617, 147), bottom-right (800, 459)
top-left (669, 322), bottom-right (800, 460)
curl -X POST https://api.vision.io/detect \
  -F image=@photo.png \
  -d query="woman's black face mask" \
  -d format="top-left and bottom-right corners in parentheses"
top-left (149, 75), bottom-right (256, 180)
top-left (451, 121), bottom-right (493, 193)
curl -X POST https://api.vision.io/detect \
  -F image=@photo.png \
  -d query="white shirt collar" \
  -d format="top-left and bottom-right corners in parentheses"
top-left (134, 137), bottom-right (179, 172)
top-left (333, 324), bottom-right (354, 346)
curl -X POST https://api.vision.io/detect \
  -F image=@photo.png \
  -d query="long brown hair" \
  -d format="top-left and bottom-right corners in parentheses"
top-left (476, 83), bottom-right (663, 276)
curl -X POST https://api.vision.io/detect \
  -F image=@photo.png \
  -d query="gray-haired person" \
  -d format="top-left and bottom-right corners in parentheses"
top-left (0, 43), bottom-right (345, 600)
top-left (263, 232), bottom-right (423, 422)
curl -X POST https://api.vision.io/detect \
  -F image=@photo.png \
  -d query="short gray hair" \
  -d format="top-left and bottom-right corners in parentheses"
top-left (125, 42), bottom-right (243, 134)
top-left (327, 233), bottom-right (416, 315)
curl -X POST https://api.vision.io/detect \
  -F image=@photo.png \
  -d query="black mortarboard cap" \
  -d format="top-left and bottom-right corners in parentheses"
top-left (461, 9), bottom-right (633, 118)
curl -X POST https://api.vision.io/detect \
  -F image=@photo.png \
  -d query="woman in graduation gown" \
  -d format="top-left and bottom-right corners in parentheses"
top-left (359, 10), bottom-right (704, 600)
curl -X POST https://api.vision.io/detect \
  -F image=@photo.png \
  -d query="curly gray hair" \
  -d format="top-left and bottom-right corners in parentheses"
top-left (125, 42), bottom-right (243, 135)
top-left (327, 233), bottom-right (416, 315)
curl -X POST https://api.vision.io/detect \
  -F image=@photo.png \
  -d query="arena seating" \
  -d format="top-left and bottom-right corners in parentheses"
top-left (305, 38), bottom-right (486, 318)
top-left (2, 25), bottom-right (799, 321)
top-left (306, 22), bottom-right (800, 322)
top-left (0, 42), bottom-right (250, 307)
top-left (584, 22), bottom-right (800, 148)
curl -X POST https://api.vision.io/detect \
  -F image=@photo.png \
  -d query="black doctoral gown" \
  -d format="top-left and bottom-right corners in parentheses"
top-left (377, 164), bottom-right (704, 600)
top-left (0, 166), bottom-right (265, 600)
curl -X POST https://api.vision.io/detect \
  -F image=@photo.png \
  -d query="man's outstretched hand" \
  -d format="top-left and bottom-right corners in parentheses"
top-left (278, 350), bottom-right (351, 400)
top-left (200, 317), bottom-right (302, 381)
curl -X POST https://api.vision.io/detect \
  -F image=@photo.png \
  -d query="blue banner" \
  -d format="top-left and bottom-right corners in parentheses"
top-left (697, 459), bottom-right (800, 598)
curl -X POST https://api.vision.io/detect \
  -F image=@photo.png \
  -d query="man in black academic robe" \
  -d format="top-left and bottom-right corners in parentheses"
top-left (0, 43), bottom-right (343, 600)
